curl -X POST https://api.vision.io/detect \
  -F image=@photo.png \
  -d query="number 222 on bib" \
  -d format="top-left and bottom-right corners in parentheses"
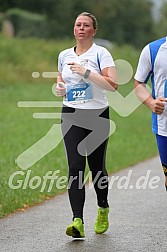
top-left (66, 83), bottom-right (93, 102)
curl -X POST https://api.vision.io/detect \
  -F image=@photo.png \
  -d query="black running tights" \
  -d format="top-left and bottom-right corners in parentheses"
top-left (61, 106), bottom-right (110, 221)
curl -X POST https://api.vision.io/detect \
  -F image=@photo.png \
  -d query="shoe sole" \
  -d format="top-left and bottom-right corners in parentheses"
top-left (66, 226), bottom-right (85, 238)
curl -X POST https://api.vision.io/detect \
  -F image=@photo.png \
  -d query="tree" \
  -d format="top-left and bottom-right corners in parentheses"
top-left (88, 0), bottom-right (156, 48)
top-left (0, 0), bottom-right (157, 48)
top-left (155, 1), bottom-right (167, 38)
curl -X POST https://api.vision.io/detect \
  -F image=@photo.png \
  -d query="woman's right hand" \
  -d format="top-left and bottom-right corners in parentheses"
top-left (56, 82), bottom-right (66, 96)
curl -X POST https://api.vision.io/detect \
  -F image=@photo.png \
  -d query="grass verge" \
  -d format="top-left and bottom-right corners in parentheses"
top-left (0, 82), bottom-right (158, 218)
top-left (0, 37), bottom-right (158, 218)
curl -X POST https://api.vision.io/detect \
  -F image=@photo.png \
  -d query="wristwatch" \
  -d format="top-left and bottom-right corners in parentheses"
top-left (84, 69), bottom-right (91, 79)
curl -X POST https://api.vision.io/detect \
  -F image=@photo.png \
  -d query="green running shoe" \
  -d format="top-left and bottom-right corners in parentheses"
top-left (66, 218), bottom-right (85, 238)
top-left (94, 207), bottom-right (109, 234)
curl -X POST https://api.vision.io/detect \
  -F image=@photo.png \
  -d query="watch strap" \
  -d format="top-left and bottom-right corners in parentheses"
top-left (84, 69), bottom-right (91, 79)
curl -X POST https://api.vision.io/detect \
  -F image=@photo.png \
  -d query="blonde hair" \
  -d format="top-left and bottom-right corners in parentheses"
top-left (77, 12), bottom-right (98, 30)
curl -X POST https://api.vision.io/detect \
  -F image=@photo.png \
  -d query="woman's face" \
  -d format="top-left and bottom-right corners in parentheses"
top-left (74, 15), bottom-right (96, 41)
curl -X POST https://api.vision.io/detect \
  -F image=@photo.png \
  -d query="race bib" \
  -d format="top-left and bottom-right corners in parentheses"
top-left (66, 83), bottom-right (93, 102)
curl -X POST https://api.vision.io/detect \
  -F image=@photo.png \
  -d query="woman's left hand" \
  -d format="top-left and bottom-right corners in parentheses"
top-left (68, 62), bottom-right (86, 76)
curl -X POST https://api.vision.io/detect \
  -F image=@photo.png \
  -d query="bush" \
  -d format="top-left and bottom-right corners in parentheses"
top-left (6, 8), bottom-right (48, 38)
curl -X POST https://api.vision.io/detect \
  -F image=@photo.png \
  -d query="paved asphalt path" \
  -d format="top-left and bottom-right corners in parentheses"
top-left (0, 156), bottom-right (167, 252)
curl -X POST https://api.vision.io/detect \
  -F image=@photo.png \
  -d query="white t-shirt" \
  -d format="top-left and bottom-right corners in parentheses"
top-left (58, 43), bottom-right (115, 109)
top-left (134, 37), bottom-right (167, 136)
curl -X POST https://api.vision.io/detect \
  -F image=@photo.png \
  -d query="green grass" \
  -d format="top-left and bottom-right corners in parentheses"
top-left (0, 36), bottom-right (158, 218)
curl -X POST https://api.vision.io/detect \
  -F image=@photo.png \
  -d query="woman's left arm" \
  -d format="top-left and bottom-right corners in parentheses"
top-left (100, 66), bottom-right (118, 91)
top-left (68, 62), bottom-right (118, 91)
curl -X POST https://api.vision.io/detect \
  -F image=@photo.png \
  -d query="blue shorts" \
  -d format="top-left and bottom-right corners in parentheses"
top-left (156, 134), bottom-right (167, 168)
